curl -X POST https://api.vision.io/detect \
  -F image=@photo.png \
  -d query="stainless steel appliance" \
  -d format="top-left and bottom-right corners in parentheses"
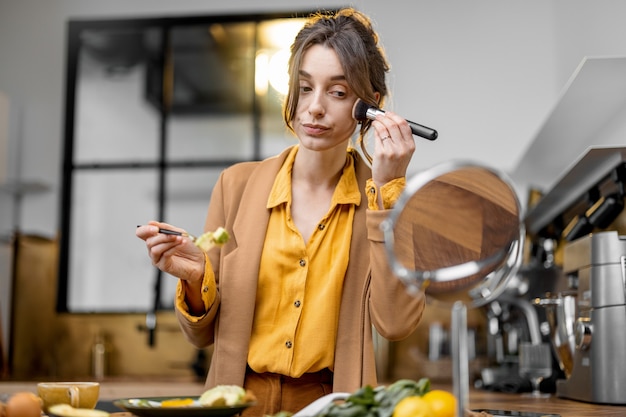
top-left (557, 230), bottom-right (626, 404)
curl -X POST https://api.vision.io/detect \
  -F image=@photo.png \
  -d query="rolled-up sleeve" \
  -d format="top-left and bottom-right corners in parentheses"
top-left (366, 177), bottom-right (406, 210)
top-left (175, 252), bottom-right (217, 322)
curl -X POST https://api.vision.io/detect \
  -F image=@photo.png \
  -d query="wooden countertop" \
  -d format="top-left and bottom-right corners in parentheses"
top-left (467, 388), bottom-right (626, 417)
top-left (0, 379), bottom-right (205, 400)
top-left (2, 381), bottom-right (625, 416)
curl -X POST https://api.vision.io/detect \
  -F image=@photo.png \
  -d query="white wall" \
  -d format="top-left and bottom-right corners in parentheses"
top-left (1, 0), bottom-right (626, 237)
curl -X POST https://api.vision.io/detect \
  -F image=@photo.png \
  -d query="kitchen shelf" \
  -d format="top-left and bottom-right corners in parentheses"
top-left (524, 146), bottom-right (626, 237)
top-left (511, 56), bottom-right (626, 196)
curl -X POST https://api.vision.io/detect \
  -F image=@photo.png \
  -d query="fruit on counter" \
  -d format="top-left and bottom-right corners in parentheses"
top-left (317, 378), bottom-right (431, 417)
top-left (393, 395), bottom-right (433, 417)
top-left (47, 404), bottom-right (110, 417)
top-left (195, 227), bottom-right (230, 252)
top-left (421, 390), bottom-right (456, 417)
top-left (263, 379), bottom-right (467, 417)
top-left (198, 384), bottom-right (256, 407)
top-left (5, 392), bottom-right (42, 417)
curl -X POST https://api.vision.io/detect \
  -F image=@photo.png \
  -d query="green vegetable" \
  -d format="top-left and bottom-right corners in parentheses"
top-left (317, 378), bottom-right (430, 417)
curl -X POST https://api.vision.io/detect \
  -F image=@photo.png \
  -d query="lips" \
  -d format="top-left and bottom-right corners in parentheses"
top-left (302, 123), bottom-right (329, 136)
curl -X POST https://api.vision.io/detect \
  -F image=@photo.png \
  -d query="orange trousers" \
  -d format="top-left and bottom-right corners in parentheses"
top-left (242, 367), bottom-right (333, 416)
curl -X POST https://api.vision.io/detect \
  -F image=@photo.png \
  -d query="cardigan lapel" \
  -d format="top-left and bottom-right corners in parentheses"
top-left (213, 148), bottom-right (293, 383)
top-left (333, 152), bottom-right (372, 388)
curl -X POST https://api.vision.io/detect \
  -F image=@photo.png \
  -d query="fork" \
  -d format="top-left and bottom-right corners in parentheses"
top-left (158, 228), bottom-right (197, 242)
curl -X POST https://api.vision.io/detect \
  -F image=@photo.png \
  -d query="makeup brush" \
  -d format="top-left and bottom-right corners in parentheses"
top-left (352, 99), bottom-right (438, 141)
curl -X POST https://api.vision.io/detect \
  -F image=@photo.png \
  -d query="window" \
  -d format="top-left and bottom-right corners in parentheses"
top-left (58, 11), bottom-right (318, 314)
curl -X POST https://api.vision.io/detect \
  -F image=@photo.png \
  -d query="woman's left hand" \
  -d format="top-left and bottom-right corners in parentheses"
top-left (370, 110), bottom-right (415, 187)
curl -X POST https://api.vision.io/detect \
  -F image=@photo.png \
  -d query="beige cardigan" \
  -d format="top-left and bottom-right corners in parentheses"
top-left (176, 146), bottom-right (425, 393)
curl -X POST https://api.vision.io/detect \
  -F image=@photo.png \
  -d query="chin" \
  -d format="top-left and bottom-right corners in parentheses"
top-left (299, 137), bottom-right (349, 152)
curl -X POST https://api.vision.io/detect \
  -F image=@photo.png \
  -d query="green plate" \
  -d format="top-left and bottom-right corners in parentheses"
top-left (113, 397), bottom-right (255, 417)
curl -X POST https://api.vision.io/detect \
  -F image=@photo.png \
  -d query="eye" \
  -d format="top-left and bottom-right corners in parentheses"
top-left (329, 85), bottom-right (348, 98)
top-left (299, 82), bottom-right (312, 94)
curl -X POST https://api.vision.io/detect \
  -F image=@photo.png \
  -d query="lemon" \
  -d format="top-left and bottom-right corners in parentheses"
top-left (393, 395), bottom-right (434, 417)
top-left (422, 390), bottom-right (457, 417)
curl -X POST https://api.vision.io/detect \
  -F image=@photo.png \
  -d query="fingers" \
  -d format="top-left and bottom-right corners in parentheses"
top-left (372, 111), bottom-right (415, 162)
top-left (137, 221), bottom-right (184, 263)
top-left (136, 221), bottom-right (187, 240)
top-left (136, 221), bottom-right (205, 284)
top-left (136, 223), bottom-right (157, 240)
top-left (373, 110), bottom-right (413, 146)
top-left (371, 111), bottom-right (416, 185)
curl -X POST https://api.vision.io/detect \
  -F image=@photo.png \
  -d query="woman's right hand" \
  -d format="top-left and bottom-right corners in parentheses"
top-left (136, 221), bottom-right (206, 284)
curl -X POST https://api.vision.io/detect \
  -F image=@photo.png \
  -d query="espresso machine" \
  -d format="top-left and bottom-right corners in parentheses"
top-left (557, 230), bottom-right (626, 404)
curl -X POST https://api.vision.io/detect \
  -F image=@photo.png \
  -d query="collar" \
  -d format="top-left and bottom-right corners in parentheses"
top-left (267, 145), bottom-right (362, 209)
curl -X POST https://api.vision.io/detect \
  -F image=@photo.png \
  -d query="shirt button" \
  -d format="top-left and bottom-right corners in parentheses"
top-left (369, 186), bottom-right (376, 194)
top-left (285, 341), bottom-right (293, 349)
top-left (299, 259), bottom-right (306, 267)
top-left (318, 224), bottom-right (325, 230)
top-left (294, 300), bottom-right (301, 308)
top-left (202, 286), bottom-right (209, 293)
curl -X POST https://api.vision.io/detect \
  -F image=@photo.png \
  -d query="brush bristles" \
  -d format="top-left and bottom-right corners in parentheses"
top-left (352, 99), bottom-right (372, 121)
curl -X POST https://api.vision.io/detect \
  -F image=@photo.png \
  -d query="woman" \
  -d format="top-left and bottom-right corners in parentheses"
top-left (136, 8), bottom-right (426, 415)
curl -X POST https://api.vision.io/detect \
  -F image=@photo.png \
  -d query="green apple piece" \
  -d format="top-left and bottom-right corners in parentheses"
top-left (198, 385), bottom-right (246, 407)
top-left (195, 227), bottom-right (230, 252)
top-left (212, 227), bottom-right (230, 244)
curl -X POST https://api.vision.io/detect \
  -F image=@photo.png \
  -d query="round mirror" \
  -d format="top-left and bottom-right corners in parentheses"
top-left (382, 161), bottom-right (524, 307)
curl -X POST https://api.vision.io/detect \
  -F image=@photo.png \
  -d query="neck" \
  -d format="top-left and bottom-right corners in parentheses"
top-left (292, 146), bottom-right (347, 188)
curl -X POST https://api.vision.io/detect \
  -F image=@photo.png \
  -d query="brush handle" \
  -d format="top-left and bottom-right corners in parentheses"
top-left (407, 119), bottom-right (438, 141)
top-left (364, 106), bottom-right (438, 141)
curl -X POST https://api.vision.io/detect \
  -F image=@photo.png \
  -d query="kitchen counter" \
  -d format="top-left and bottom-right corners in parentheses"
top-left (0, 378), bottom-right (205, 400)
top-left (1, 381), bottom-right (625, 416)
top-left (467, 388), bottom-right (626, 417)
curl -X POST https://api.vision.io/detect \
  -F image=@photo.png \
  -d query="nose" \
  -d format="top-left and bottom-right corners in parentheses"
top-left (307, 91), bottom-right (325, 118)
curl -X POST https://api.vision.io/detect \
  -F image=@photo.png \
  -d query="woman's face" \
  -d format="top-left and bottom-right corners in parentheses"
top-left (292, 44), bottom-right (358, 152)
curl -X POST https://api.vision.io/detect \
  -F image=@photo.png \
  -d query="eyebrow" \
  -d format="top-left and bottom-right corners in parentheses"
top-left (298, 69), bottom-right (346, 81)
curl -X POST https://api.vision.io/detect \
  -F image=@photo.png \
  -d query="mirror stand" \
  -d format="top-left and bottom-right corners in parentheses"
top-left (383, 161), bottom-right (525, 416)
top-left (452, 301), bottom-right (469, 417)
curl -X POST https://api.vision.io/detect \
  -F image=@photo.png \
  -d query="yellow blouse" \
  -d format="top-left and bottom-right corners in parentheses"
top-left (176, 146), bottom-right (404, 377)
top-left (246, 146), bottom-right (360, 377)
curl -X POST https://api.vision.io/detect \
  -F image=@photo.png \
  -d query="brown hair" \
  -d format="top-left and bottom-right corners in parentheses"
top-left (283, 8), bottom-right (390, 162)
